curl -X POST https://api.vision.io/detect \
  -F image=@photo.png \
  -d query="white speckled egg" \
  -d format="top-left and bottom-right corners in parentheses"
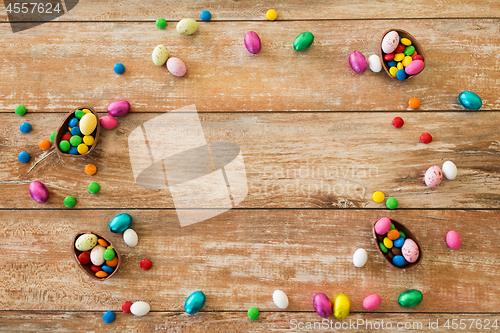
top-left (90, 244), bottom-right (106, 266)
top-left (352, 248), bottom-right (368, 267)
top-left (273, 290), bottom-right (289, 309)
top-left (123, 228), bottom-right (138, 247)
top-left (401, 239), bottom-right (419, 263)
top-left (381, 31), bottom-right (399, 54)
top-left (176, 18), bottom-right (198, 35)
top-left (367, 55), bottom-right (382, 72)
top-left (167, 57), bottom-right (187, 77)
top-left (425, 165), bottom-right (442, 188)
top-left (442, 161), bottom-right (457, 180)
top-left (131, 301), bottom-right (150, 316)
top-left (75, 233), bottom-right (98, 251)
top-left (152, 44), bottom-right (169, 66)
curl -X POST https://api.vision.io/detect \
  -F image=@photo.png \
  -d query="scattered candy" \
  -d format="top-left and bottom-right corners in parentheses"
top-left (425, 165), bottom-right (442, 188)
top-left (367, 54), bottom-right (382, 72)
top-left (20, 122), bottom-right (32, 134)
top-left (313, 293), bottom-right (332, 318)
top-left (459, 91), bottom-right (482, 110)
top-left (408, 97), bottom-right (420, 109)
top-left (446, 230), bottom-right (461, 250)
top-left (176, 18), bottom-right (198, 35)
top-left (420, 132), bottom-right (432, 144)
top-left (272, 290), bottom-right (289, 309)
top-left (349, 51), bottom-right (367, 73)
top-left (90, 245), bottom-right (106, 266)
top-left (333, 293), bottom-right (350, 320)
top-left (372, 191), bottom-right (385, 203)
top-left (140, 258), bottom-right (152, 271)
top-left (442, 161), bottom-right (457, 180)
top-left (29, 181), bottom-right (49, 203)
top-left (385, 197), bottom-right (398, 210)
top-left (200, 10), bottom-right (211, 21)
top-left (109, 213), bottom-right (132, 233)
top-left (123, 228), bottom-right (139, 247)
top-left (131, 301), bottom-right (151, 316)
top-left (152, 44), bottom-right (169, 66)
top-left (18, 151), bottom-right (30, 163)
top-left (122, 301), bottom-right (133, 313)
top-left (107, 100), bottom-right (131, 117)
top-left (100, 116), bottom-right (117, 130)
top-left (266, 9), bottom-right (277, 21)
top-left (392, 117), bottom-right (404, 128)
top-left (114, 63), bottom-right (125, 74)
top-left (244, 31), bottom-right (261, 54)
top-left (102, 311), bottom-right (115, 324)
top-left (15, 104), bottom-right (27, 116)
top-left (167, 57), bottom-right (187, 77)
top-left (156, 18), bottom-right (167, 29)
top-left (85, 163), bottom-right (97, 175)
top-left (362, 294), bottom-right (381, 311)
top-left (398, 289), bottom-right (423, 308)
top-left (247, 307), bottom-right (259, 320)
top-left (352, 248), bottom-right (368, 267)
top-left (185, 291), bottom-right (206, 315)
top-left (293, 32), bottom-right (314, 51)
top-left (88, 182), bottom-right (100, 194)
top-left (64, 196), bottom-right (76, 208)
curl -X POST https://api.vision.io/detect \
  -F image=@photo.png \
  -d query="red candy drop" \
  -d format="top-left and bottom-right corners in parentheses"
top-left (78, 252), bottom-right (90, 265)
top-left (90, 264), bottom-right (101, 272)
top-left (140, 258), bottom-right (152, 271)
top-left (384, 53), bottom-right (395, 61)
top-left (122, 301), bottom-right (133, 313)
top-left (395, 44), bottom-right (406, 53)
top-left (61, 133), bottom-right (72, 141)
top-left (420, 133), bottom-right (433, 144)
top-left (412, 55), bottom-right (423, 61)
top-left (392, 117), bottom-right (404, 128)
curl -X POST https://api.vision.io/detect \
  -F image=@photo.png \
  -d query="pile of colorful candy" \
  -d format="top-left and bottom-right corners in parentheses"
top-left (57, 108), bottom-right (98, 156)
top-left (74, 233), bottom-right (119, 279)
top-left (381, 30), bottom-right (425, 81)
top-left (374, 217), bottom-right (420, 268)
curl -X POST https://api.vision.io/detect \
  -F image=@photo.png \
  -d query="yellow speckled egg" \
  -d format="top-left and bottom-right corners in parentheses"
top-left (80, 113), bottom-right (97, 136)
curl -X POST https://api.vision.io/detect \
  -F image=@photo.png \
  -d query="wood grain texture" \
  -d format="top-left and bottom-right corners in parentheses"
top-left (1, 209), bottom-right (499, 312)
top-left (2, 0), bottom-right (500, 21)
top-left (0, 20), bottom-right (499, 112)
top-left (2, 112), bottom-right (500, 209)
top-left (1, 311), bottom-right (499, 332)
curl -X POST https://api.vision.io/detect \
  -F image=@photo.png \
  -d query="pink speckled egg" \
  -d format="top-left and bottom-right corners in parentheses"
top-left (446, 230), bottom-right (461, 250)
top-left (167, 57), bottom-right (186, 77)
top-left (99, 116), bottom-right (117, 130)
top-left (374, 217), bottom-right (391, 235)
top-left (425, 165), bottom-right (443, 188)
top-left (363, 294), bottom-right (381, 311)
top-left (381, 31), bottom-right (399, 54)
top-left (402, 238), bottom-right (419, 263)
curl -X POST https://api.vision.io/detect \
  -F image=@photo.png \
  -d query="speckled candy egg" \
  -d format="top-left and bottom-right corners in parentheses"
top-left (176, 18), bottom-right (198, 35)
top-left (152, 44), bottom-right (169, 66)
top-left (29, 181), bottom-right (49, 204)
top-left (381, 31), bottom-right (399, 54)
top-left (167, 57), bottom-right (187, 77)
top-left (401, 239), bottom-right (419, 263)
top-left (75, 233), bottom-right (98, 251)
top-left (100, 116), bottom-right (117, 130)
top-left (90, 244), bottom-right (106, 266)
top-left (425, 165), bottom-right (443, 188)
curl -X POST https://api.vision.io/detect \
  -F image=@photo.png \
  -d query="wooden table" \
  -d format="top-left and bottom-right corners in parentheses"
top-left (1, 1), bottom-right (500, 332)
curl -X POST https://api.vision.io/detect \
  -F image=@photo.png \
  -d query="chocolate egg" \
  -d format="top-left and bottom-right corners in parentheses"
top-left (109, 213), bottom-right (132, 233)
top-left (107, 100), bottom-right (130, 117)
top-left (29, 181), bottom-right (49, 203)
top-left (313, 293), bottom-right (332, 318)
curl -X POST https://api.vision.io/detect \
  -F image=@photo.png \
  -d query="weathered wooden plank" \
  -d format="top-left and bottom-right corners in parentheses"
top-left (0, 20), bottom-right (499, 112)
top-left (1, 311), bottom-right (499, 332)
top-left (1, 0), bottom-right (500, 21)
top-left (0, 209), bottom-right (499, 312)
top-left (1, 112), bottom-right (500, 209)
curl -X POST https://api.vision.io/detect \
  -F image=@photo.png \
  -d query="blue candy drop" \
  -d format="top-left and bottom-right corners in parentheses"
top-left (393, 237), bottom-right (405, 248)
top-left (18, 151), bottom-right (30, 163)
top-left (200, 10), bottom-right (211, 21)
top-left (102, 310), bottom-right (115, 324)
top-left (393, 255), bottom-right (406, 267)
top-left (114, 63), bottom-right (125, 74)
top-left (396, 69), bottom-right (407, 81)
top-left (20, 122), bottom-right (32, 134)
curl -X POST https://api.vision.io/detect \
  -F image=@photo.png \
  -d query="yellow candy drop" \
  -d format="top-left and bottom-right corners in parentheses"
top-left (389, 67), bottom-right (398, 76)
top-left (402, 56), bottom-right (413, 67)
top-left (83, 135), bottom-right (94, 146)
top-left (266, 9), bottom-right (277, 21)
top-left (77, 143), bottom-right (89, 154)
top-left (82, 108), bottom-right (91, 114)
top-left (383, 237), bottom-right (393, 249)
top-left (397, 62), bottom-right (404, 70)
top-left (401, 38), bottom-right (412, 46)
top-left (394, 53), bottom-right (405, 62)
top-left (372, 191), bottom-right (385, 203)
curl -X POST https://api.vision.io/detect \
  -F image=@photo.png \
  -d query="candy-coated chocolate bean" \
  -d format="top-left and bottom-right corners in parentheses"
top-left (402, 55), bottom-right (413, 67)
top-left (384, 53), bottom-right (395, 61)
top-left (95, 271), bottom-right (108, 278)
top-left (387, 229), bottom-right (400, 240)
top-left (395, 44), bottom-right (406, 53)
top-left (403, 45), bottom-right (415, 56)
top-left (400, 38), bottom-right (412, 46)
top-left (389, 67), bottom-right (398, 76)
top-left (383, 237), bottom-right (393, 249)
top-left (394, 53), bottom-right (404, 62)
top-left (392, 255), bottom-right (405, 267)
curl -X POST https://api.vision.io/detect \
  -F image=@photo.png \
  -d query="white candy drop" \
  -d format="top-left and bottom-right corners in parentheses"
top-left (367, 55), bottom-right (382, 73)
top-left (442, 161), bottom-right (457, 180)
top-left (353, 248), bottom-right (368, 267)
top-left (123, 228), bottom-right (138, 247)
top-left (273, 290), bottom-right (289, 309)
top-left (130, 301), bottom-right (150, 316)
